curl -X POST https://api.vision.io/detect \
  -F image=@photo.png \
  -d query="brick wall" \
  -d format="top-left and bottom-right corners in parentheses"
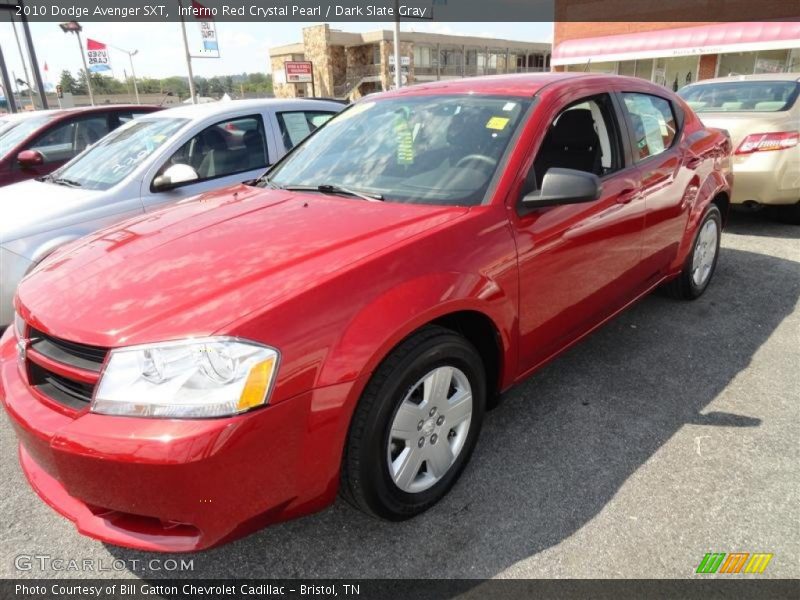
top-left (698, 54), bottom-right (718, 80)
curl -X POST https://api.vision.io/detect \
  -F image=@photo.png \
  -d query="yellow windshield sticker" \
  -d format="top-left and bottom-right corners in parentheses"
top-left (394, 113), bottom-right (414, 165)
top-left (486, 116), bottom-right (510, 130)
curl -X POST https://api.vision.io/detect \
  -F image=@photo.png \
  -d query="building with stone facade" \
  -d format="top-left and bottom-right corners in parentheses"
top-left (270, 25), bottom-right (551, 100)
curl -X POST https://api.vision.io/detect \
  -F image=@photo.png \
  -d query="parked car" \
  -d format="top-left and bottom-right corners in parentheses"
top-left (678, 73), bottom-right (800, 223)
top-left (0, 110), bottom-right (46, 138)
top-left (0, 98), bottom-right (343, 328)
top-left (0, 105), bottom-right (161, 188)
top-left (0, 74), bottom-right (732, 552)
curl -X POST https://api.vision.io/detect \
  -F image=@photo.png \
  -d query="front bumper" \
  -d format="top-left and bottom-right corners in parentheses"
top-left (0, 328), bottom-right (357, 552)
top-left (730, 146), bottom-right (800, 205)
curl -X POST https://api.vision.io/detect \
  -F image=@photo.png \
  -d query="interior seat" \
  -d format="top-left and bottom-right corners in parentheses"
top-left (533, 109), bottom-right (601, 187)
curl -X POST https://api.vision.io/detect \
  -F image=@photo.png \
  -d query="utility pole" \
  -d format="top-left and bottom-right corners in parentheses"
top-left (19, 3), bottom-right (47, 108)
top-left (179, 0), bottom-right (198, 104)
top-left (9, 15), bottom-right (35, 109)
top-left (393, 0), bottom-right (401, 89)
top-left (0, 45), bottom-right (18, 113)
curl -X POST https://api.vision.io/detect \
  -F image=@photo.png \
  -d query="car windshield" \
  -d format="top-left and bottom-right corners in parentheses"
top-left (678, 81), bottom-right (800, 112)
top-left (268, 95), bottom-right (531, 206)
top-left (0, 114), bottom-right (56, 158)
top-left (49, 117), bottom-right (188, 191)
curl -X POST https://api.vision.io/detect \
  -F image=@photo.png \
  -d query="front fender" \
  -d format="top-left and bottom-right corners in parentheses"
top-left (316, 271), bottom-right (516, 391)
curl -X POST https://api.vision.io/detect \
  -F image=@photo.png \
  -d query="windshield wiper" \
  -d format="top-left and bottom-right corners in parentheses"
top-left (245, 174), bottom-right (282, 189)
top-left (49, 177), bottom-right (82, 188)
top-left (283, 184), bottom-right (383, 202)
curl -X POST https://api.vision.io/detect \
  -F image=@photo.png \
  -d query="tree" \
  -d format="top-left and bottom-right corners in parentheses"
top-left (58, 70), bottom-right (78, 94)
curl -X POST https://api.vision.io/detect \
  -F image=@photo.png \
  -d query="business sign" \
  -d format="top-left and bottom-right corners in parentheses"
top-left (190, 0), bottom-right (220, 57)
top-left (285, 61), bottom-right (313, 83)
top-left (86, 38), bottom-right (112, 74)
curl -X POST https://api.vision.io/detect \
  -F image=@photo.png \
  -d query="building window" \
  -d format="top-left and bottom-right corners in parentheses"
top-left (414, 45), bottom-right (432, 67)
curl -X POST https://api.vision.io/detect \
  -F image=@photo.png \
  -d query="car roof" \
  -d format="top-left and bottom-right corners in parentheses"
top-left (685, 73), bottom-right (800, 85)
top-left (377, 72), bottom-right (663, 99)
top-left (0, 104), bottom-right (159, 121)
top-left (154, 98), bottom-right (345, 119)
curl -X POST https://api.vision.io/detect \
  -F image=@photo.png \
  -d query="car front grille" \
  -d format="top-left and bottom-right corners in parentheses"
top-left (25, 327), bottom-right (109, 411)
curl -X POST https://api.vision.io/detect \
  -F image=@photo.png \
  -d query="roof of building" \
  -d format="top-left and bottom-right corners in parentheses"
top-left (271, 27), bottom-right (550, 56)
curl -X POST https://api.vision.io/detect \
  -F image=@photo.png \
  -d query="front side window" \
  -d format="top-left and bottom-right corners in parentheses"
top-left (28, 115), bottom-right (110, 164)
top-left (268, 95), bottom-right (531, 206)
top-left (50, 117), bottom-right (188, 190)
top-left (622, 93), bottom-right (677, 161)
top-left (276, 111), bottom-right (336, 150)
top-left (527, 94), bottom-right (621, 193)
top-left (678, 81), bottom-right (800, 113)
top-left (159, 115), bottom-right (268, 183)
top-left (0, 114), bottom-right (56, 159)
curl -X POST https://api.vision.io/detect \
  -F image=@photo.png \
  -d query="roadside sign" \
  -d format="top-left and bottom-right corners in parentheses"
top-left (285, 61), bottom-right (313, 84)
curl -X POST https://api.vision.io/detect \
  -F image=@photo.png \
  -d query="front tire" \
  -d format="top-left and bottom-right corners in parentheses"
top-left (664, 204), bottom-right (722, 300)
top-left (340, 325), bottom-right (486, 520)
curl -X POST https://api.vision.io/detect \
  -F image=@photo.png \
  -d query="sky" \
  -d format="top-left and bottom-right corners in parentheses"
top-left (0, 21), bottom-right (552, 88)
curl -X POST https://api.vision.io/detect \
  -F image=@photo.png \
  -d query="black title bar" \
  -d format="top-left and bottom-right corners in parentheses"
top-left (0, 0), bottom-right (798, 22)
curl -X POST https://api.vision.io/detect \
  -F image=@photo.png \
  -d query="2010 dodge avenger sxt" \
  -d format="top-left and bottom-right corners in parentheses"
top-left (0, 73), bottom-right (732, 552)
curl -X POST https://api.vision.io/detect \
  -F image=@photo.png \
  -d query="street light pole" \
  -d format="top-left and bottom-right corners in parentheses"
top-left (75, 30), bottom-right (94, 106)
top-left (108, 43), bottom-right (140, 104)
top-left (9, 15), bottom-right (35, 109)
top-left (60, 21), bottom-right (94, 106)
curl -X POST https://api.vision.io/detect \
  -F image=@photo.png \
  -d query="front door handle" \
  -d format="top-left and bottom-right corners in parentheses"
top-left (616, 188), bottom-right (639, 205)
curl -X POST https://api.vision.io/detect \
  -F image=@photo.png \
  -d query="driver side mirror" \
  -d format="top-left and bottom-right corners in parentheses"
top-left (17, 150), bottom-right (44, 168)
top-left (519, 168), bottom-right (602, 213)
top-left (152, 163), bottom-right (200, 192)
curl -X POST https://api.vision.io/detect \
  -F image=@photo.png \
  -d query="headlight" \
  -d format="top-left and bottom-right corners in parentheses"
top-left (14, 312), bottom-right (26, 339)
top-left (92, 337), bottom-right (279, 418)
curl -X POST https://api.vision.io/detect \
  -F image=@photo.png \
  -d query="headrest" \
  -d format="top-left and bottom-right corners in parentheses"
top-left (550, 109), bottom-right (598, 149)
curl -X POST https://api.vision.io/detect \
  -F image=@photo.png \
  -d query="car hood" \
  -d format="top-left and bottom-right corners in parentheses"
top-left (17, 184), bottom-right (469, 346)
top-left (0, 178), bottom-right (103, 243)
top-left (694, 111), bottom-right (795, 147)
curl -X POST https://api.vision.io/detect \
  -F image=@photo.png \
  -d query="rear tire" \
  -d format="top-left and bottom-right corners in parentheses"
top-left (340, 325), bottom-right (486, 520)
top-left (776, 202), bottom-right (800, 225)
top-left (664, 204), bottom-right (722, 300)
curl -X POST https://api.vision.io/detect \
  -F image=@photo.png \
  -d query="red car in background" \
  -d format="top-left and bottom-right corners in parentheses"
top-left (1, 73), bottom-right (732, 552)
top-left (0, 105), bottom-right (160, 187)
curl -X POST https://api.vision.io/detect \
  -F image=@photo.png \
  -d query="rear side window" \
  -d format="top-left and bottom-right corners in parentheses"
top-left (621, 93), bottom-right (677, 161)
top-left (276, 111), bottom-right (336, 150)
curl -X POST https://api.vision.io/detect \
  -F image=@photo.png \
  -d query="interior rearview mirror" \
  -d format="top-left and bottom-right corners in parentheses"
top-left (17, 150), bottom-right (44, 168)
top-left (152, 163), bottom-right (199, 192)
top-left (519, 168), bottom-right (602, 213)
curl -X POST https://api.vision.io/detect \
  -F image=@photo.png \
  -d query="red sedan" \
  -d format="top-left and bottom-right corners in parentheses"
top-left (0, 105), bottom-right (160, 187)
top-left (0, 74), bottom-right (732, 552)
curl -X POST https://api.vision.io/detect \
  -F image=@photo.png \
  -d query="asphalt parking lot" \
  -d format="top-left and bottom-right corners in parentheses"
top-left (0, 211), bottom-right (797, 580)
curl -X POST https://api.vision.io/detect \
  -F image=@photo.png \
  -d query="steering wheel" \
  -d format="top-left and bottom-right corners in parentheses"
top-left (455, 154), bottom-right (496, 169)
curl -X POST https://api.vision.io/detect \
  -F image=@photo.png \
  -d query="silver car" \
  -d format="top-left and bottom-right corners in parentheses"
top-left (0, 98), bottom-right (343, 327)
